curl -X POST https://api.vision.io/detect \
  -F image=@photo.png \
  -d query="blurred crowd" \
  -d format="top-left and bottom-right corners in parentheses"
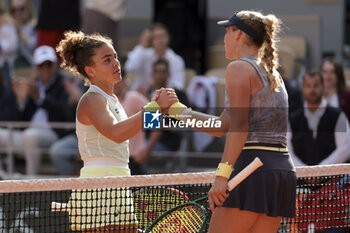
top-left (0, 0), bottom-right (349, 177)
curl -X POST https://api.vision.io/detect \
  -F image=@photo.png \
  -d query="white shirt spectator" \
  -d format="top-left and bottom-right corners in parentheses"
top-left (287, 99), bottom-right (350, 166)
top-left (125, 45), bottom-right (185, 91)
top-left (16, 20), bottom-right (37, 66)
top-left (326, 92), bottom-right (340, 108)
top-left (0, 23), bottom-right (18, 67)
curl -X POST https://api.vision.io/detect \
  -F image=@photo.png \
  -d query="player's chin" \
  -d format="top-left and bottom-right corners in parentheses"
top-left (113, 73), bottom-right (122, 82)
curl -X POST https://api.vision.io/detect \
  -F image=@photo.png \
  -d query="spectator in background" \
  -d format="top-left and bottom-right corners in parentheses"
top-left (36, 0), bottom-right (80, 49)
top-left (10, 0), bottom-right (37, 68)
top-left (0, 66), bottom-right (10, 120)
top-left (125, 23), bottom-right (185, 94)
top-left (287, 71), bottom-right (350, 166)
top-left (49, 76), bottom-right (86, 176)
top-left (0, 67), bottom-right (33, 121)
top-left (0, 0), bottom-right (18, 88)
top-left (0, 45), bottom-right (70, 175)
top-left (321, 57), bottom-right (350, 121)
top-left (146, 58), bottom-right (188, 153)
top-left (82, 0), bottom-right (127, 52)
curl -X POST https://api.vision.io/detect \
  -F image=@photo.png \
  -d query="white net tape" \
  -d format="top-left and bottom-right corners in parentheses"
top-left (0, 164), bottom-right (349, 193)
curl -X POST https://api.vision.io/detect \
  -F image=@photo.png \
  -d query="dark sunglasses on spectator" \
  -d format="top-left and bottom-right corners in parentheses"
top-left (11, 6), bottom-right (25, 14)
top-left (38, 61), bottom-right (54, 68)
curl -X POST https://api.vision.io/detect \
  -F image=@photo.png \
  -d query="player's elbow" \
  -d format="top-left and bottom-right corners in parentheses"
top-left (214, 131), bottom-right (226, 138)
top-left (213, 119), bottom-right (229, 137)
top-left (113, 135), bottom-right (128, 144)
top-left (114, 138), bottom-right (126, 144)
top-left (110, 131), bottom-right (129, 144)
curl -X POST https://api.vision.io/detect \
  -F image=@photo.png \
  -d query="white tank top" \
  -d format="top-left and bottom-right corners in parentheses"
top-left (76, 85), bottom-right (129, 165)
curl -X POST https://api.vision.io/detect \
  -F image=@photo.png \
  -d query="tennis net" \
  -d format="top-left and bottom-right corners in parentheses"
top-left (0, 164), bottom-right (348, 232)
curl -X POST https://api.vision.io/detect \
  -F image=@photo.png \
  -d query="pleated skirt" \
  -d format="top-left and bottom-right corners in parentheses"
top-left (222, 148), bottom-right (297, 218)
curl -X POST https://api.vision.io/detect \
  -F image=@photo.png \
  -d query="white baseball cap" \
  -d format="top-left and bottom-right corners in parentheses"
top-left (33, 45), bottom-right (57, 65)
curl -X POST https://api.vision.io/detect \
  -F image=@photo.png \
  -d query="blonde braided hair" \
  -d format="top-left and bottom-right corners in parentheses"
top-left (237, 11), bottom-right (282, 91)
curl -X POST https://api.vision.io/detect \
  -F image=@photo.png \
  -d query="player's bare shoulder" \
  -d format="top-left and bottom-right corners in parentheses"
top-left (227, 60), bottom-right (256, 78)
top-left (225, 60), bottom-right (252, 88)
top-left (77, 92), bottom-right (108, 123)
top-left (78, 92), bottom-right (106, 109)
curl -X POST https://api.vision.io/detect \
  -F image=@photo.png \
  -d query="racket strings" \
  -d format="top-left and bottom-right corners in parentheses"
top-left (133, 188), bottom-right (189, 229)
top-left (149, 205), bottom-right (205, 233)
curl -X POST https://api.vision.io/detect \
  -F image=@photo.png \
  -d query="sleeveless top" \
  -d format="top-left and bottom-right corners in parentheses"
top-left (76, 85), bottom-right (130, 164)
top-left (225, 57), bottom-right (288, 146)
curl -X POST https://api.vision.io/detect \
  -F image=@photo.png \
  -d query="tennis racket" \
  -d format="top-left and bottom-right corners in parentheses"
top-left (51, 187), bottom-right (190, 229)
top-left (133, 187), bottom-right (190, 229)
top-left (145, 157), bottom-right (263, 233)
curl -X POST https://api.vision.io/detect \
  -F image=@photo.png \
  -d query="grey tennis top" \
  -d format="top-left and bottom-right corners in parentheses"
top-left (225, 57), bottom-right (288, 146)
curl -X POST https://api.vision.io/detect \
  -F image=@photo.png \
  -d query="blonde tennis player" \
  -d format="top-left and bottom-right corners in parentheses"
top-left (166, 10), bottom-right (296, 233)
top-left (56, 31), bottom-right (177, 233)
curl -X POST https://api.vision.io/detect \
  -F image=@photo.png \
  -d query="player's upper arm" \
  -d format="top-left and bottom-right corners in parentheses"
top-left (225, 61), bottom-right (251, 107)
top-left (225, 61), bottom-right (251, 130)
top-left (78, 93), bottom-right (118, 140)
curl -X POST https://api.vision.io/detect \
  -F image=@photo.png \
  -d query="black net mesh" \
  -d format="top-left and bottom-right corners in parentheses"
top-left (0, 173), bottom-right (349, 232)
top-left (279, 174), bottom-right (350, 233)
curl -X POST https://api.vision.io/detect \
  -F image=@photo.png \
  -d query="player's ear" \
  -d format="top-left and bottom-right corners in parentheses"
top-left (84, 66), bottom-right (95, 78)
top-left (236, 30), bottom-right (243, 40)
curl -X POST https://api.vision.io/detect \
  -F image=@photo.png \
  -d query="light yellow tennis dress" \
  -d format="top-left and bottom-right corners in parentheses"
top-left (69, 85), bottom-right (138, 231)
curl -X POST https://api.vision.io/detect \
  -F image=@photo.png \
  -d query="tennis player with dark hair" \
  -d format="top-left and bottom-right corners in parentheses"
top-left (56, 31), bottom-right (177, 232)
top-left (167, 10), bottom-right (296, 232)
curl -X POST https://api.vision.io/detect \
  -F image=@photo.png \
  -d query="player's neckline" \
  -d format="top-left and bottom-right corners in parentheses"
top-left (245, 56), bottom-right (258, 60)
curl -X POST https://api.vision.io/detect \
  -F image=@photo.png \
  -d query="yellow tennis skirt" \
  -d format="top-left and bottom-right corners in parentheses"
top-left (68, 166), bottom-right (138, 231)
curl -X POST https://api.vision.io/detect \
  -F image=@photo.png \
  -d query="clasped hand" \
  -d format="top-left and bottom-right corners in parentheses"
top-left (152, 88), bottom-right (178, 114)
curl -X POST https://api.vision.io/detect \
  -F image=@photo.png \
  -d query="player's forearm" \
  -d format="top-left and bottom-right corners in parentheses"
top-left (110, 112), bottom-right (143, 144)
top-left (319, 120), bottom-right (350, 165)
top-left (319, 146), bottom-right (349, 165)
top-left (221, 131), bottom-right (248, 166)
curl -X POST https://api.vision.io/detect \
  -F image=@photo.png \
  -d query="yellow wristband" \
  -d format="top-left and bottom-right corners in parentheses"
top-left (144, 101), bottom-right (161, 112)
top-left (168, 102), bottom-right (188, 120)
top-left (216, 162), bottom-right (234, 179)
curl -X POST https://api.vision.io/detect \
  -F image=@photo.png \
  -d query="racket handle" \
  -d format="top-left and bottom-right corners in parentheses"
top-left (227, 157), bottom-right (263, 191)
